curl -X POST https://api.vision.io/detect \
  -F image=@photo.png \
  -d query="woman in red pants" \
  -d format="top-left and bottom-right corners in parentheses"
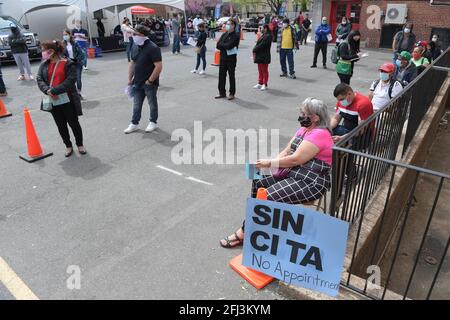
top-left (252, 24), bottom-right (272, 91)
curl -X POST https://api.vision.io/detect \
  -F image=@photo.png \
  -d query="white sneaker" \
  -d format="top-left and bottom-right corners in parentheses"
top-left (145, 122), bottom-right (157, 132)
top-left (17, 75), bottom-right (25, 81)
top-left (83, 66), bottom-right (88, 70)
top-left (124, 124), bottom-right (139, 134)
top-left (260, 84), bottom-right (267, 91)
top-left (253, 84), bottom-right (262, 89)
top-left (199, 70), bottom-right (206, 75)
top-left (190, 69), bottom-right (197, 74)
top-left (28, 75), bottom-right (35, 81)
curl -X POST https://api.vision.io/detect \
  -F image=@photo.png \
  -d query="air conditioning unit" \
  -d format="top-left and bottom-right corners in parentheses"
top-left (384, 4), bottom-right (408, 24)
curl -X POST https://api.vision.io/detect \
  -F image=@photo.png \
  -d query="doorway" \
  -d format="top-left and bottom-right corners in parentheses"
top-left (330, 0), bottom-right (362, 42)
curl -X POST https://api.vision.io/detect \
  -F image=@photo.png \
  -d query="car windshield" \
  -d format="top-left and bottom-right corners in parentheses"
top-left (0, 16), bottom-right (24, 30)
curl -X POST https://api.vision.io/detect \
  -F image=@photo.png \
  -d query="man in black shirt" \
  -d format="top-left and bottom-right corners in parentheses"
top-left (300, 14), bottom-right (311, 45)
top-left (124, 25), bottom-right (163, 134)
top-left (216, 19), bottom-right (240, 100)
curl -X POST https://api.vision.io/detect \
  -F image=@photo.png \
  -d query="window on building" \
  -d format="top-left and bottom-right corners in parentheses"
top-left (350, 3), bottom-right (362, 24)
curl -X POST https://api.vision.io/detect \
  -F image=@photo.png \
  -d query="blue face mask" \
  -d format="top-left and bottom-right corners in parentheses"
top-left (380, 72), bottom-right (390, 81)
top-left (396, 59), bottom-right (402, 68)
top-left (340, 99), bottom-right (350, 107)
top-left (225, 24), bottom-right (231, 32)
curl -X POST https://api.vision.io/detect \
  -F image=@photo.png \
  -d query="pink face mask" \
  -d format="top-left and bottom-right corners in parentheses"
top-left (42, 50), bottom-right (53, 60)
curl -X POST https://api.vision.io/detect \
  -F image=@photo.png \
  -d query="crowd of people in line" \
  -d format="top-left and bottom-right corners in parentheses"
top-left (0, 13), bottom-right (445, 249)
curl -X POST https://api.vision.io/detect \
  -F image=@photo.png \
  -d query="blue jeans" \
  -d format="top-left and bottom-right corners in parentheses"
top-left (280, 48), bottom-right (294, 75)
top-left (77, 41), bottom-right (88, 67)
top-left (332, 125), bottom-right (351, 136)
top-left (172, 34), bottom-right (180, 53)
top-left (132, 84), bottom-right (159, 125)
top-left (125, 37), bottom-right (134, 62)
top-left (195, 46), bottom-right (206, 70)
top-left (76, 63), bottom-right (83, 92)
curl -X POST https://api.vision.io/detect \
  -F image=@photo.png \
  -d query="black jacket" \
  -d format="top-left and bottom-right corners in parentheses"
top-left (336, 23), bottom-right (352, 41)
top-left (37, 59), bottom-right (82, 116)
top-left (253, 32), bottom-right (272, 64)
top-left (338, 30), bottom-right (360, 61)
top-left (394, 31), bottom-right (416, 53)
top-left (8, 30), bottom-right (28, 54)
top-left (63, 40), bottom-right (84, 66)
top-left (216, 31), bottom-right (240, 61)
top-left (196, 31), bottom-right (207, 47)
top-left (395, 61), bottom-right (417, 86)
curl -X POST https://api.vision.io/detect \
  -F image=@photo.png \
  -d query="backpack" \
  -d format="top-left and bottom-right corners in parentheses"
top-left (372, 78), bottom-right (399, 99)
top-left (331, 41), bottom-right (350, 64)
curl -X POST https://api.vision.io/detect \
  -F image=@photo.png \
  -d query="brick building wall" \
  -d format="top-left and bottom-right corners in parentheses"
top-left (359, 0), bottom-right (450, 48)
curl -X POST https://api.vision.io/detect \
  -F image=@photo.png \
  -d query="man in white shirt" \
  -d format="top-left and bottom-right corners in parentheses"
top-left (193, 15), bottom-right (203, 38)
top-left (369, 62), bottom-right (403, 111)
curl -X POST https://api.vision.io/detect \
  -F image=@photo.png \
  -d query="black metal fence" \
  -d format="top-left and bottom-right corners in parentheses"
top-left (329, 48), bottom-right (450, 299)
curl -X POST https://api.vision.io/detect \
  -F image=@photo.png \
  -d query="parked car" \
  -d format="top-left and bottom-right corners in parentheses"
top-left (243, 17), bottom-right (261, 32)
top-left (0, 15), bottom-right (41, 62)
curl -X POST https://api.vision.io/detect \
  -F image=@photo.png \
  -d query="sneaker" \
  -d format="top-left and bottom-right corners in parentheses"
top-left (310, 65), bottom-right (317, 68)
top-left (323, 65), bottom-right (327, 69)
top-left (79, 92), bottom-right (85, 100)
top-left (253, 84), bottom-right (262, 89)
top-left (190, 69), bottom-right (198, 74)
top-left (260, 84), bottom-right (267, 91)
top-left (280, 73), bottom-right (287, 77)
top-left (28, 75), bottom-right (35, 81)
top-left (145, 122), bottom-right (157, 132)
top-left (83, 66), bottom-right (88, 70)
top-left (17, 75), bottom-right (25, 81)
top-left (199, 70), bottom-right (206, 75)
top-left (124, 124), bottom-right (139, 134)
top-left (289, 74), bottom-right (296, 79)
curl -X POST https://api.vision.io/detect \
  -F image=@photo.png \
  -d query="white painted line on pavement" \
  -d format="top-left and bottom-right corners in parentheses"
top-left (156, 165), bottom-right (183, 176)
top-left (0, 256), bottom-right (39, 300)
top-left (186, 176), bottom-right (214, 186)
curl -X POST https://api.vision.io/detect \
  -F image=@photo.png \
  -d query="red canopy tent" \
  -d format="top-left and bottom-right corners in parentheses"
top-left (130, 5), bottom-right (155, 15)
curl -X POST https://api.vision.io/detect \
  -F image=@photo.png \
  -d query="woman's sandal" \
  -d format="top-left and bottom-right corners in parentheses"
top-left (220, 232), bottom-right (244, 248)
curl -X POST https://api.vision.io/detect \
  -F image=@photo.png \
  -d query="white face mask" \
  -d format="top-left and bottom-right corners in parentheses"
top-left (133, 35), bottom-right (148, 46)
top-left (404, 28), bottom-right (411, 33)
top-left (283, 23), bottom-right (288, 28)
top-left (432, 37), bottom-right (438, 42)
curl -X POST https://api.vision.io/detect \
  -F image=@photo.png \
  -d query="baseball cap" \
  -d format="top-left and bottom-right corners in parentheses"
top-left (379, 62), bottom-right (395, 73)
top-left (398, 51), bottom-right (412, 61)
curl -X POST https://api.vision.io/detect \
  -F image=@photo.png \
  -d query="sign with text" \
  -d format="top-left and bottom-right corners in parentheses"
top-left (242, 198), bottom-right (349, 297)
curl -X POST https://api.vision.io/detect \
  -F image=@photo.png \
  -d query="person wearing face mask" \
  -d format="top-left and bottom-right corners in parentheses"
top-left (124, 25), bottom-right (163, 134)
top-left (190, 23), bottom-right (207, 75)
top-left (277, 18), bottom-right (298, 79)
top-left (394, 51), bottom-right (417, 87)
top-left (369, 63), bottom-right (403, 112)
top-left (336, 17), bottom-right (352, 47)
top-left (72, 20), bottom-right (89, 70)
top-left (8, 25), bottom-right (34, 81)
top-left (311, 17), bottom-right (331, 69)
top-left (36, 40), bottom-right (85, 157)
top-left (300, 13), bottom-right (312, 45)
top-left (411, 47), bottom-right (430, 75)
top-left (252, 24), bottom-right (272, 91)
top-left (193, 15), bottom-right (203, 39)
top-left (215, 19), bottom-right (240, 100)
top-left (392, 22), bottom-right (416, 61)
top-left (62, 29), bottom-right (84, 99)
top-left (336, 30), bottom-right (362, 85)
top-left (122, 18), bottom-right (135, 62)
top-left (429, 35), bottom-right (443, 61)
top-left (330, 83), bottom-right (374, 145)
top-left (219, 98), bottom-right (333, 248)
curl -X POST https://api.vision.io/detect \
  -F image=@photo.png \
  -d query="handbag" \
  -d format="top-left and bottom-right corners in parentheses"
top-left (336, 59), bottom-right (352, 75)
top-left (41, 60), bottom-right (70, 112)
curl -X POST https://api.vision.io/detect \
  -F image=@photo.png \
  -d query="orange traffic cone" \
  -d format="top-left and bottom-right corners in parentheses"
top-left (19, 108), bottom-right (53, 163)
top-left (229, 188), bottom-right (274, 290)
top-left (0, 97), bottom-right (11, 118)
top-left (211, 50), bottom-right (220, 66)
top-left (240, 30), bottom-right (244, 40)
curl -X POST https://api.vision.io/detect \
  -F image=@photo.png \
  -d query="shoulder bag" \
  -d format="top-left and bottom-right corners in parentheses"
top-left (41, 61), bottom-right (70, 112)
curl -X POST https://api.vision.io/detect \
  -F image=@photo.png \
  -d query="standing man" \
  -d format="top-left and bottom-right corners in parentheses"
top-left (124, 25), bottom-right (163, 134)
top-left (193, 15), bottom-right (203, 38)
top-left (215, 19), bottom-right (240, 100)
top-left (311, 17), bottom-right (331, 69)
top-left (392, 22), bottom-right (416, 60)
top-left (277, 18), bottom-right (298, 79)
top-left (72, 20), bottom-right (89, 70)
top-left (96, 18), bottom-right (105, 38)
top-left (171, 13), bottom-right (181, 55)
top-left (300, 13), bottom-right (311, 45)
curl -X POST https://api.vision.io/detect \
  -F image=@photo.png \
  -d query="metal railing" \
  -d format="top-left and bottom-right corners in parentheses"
top-left (329, 47), bottom-right (450, 299)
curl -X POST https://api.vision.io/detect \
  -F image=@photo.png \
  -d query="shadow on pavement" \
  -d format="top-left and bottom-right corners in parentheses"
top-left (141, 128), bottom-right (178, 147)
top-left (231, 98), bottom-right (269, 110)
top-left (58, 154), bottom-right (112, 180)
top-left (265, 88), bottom-right (298, 97)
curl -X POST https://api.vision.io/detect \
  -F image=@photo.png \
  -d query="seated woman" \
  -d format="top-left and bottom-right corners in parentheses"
top-left (220, 98), bottom-right (333, 248)
top-left (411, 46), bottom-right (430, 75)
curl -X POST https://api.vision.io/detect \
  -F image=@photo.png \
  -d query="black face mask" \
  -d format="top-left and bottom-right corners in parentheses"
top-left (298, 115), bottom-right (312, 128)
